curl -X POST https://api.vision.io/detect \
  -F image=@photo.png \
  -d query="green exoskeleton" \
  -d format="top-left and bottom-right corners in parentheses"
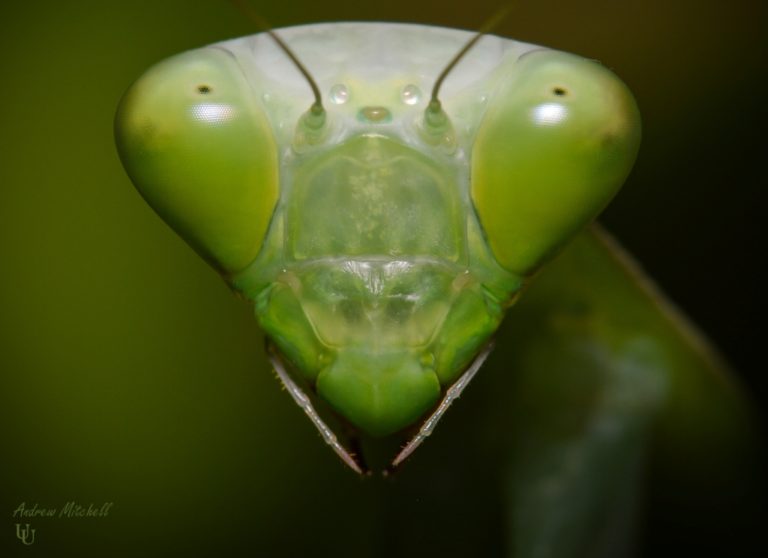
top-left (115, 22), bottom-right (643, 473)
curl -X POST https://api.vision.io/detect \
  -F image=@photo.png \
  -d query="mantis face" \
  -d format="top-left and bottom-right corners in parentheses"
top-left (115, 23), bottom-right (640, 471)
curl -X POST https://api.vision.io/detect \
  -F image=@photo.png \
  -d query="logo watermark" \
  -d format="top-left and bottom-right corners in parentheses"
top-left (11, 501), bottom-right (114, 545)
top-left (15, 523), bottom-right (36, 545)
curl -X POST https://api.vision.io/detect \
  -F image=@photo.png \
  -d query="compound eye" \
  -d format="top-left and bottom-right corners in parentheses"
top-left (471, 50), bottom-right (641, 275)
top-left (115, 48), bottom-right (278, 274)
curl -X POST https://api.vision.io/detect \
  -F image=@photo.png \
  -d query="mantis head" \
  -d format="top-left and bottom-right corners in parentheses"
top-left (115, 23), bottom-right (640, 468)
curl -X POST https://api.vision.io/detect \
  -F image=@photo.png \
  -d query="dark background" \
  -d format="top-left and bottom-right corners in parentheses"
top-left (1, 0), bottom-right (765, 556)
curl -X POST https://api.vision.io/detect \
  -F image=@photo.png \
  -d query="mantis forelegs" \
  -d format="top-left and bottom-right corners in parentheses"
top-left (389, 342), bottom-right (495, 471)
top-left (269, 341), bottom-right (494, 475)
top-left (267, 344), bottom-right (366, 475)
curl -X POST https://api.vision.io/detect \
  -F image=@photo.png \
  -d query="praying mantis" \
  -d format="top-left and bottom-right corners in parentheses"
top-left (114, 23), bottom-right (759, 553)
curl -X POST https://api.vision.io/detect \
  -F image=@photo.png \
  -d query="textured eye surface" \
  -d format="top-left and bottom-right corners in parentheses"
top-left (115, 48), bottom-right (278, 274)
top-left (471, 49), bottom-right (641, 276)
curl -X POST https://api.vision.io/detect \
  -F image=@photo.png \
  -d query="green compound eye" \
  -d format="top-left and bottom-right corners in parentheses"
top-left (115, 48), bottom-right (278, 274)
top-left (471, 49), bottom-right (641, 276)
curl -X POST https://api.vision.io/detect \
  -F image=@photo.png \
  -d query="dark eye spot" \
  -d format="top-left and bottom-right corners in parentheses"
top-left (197, 85), bottom-right (212, 94)
top-left (552, 87), bottom-right (567, 97)
top-left (601, 133), bottom-right (618, 148)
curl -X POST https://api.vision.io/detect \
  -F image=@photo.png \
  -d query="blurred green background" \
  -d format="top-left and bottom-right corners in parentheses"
top-left (0, 0), bottom-right (765, 556)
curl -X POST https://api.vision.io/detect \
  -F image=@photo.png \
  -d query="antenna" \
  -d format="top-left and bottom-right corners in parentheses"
top-left (428, 4), bottom-right (514, 115)
top-left (230, 0), bottom-right (324, 115)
